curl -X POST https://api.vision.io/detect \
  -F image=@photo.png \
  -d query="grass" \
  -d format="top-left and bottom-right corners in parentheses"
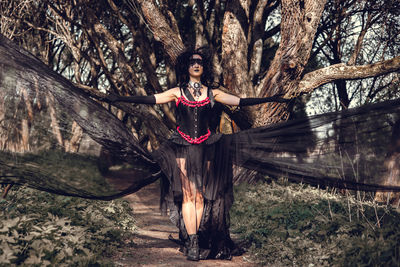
top-left (1, 170), bottom-right (399, 266)
top-left (0, 186), bottom-right (136, 266)
top-left (230, 178), bottom-right (400, 267)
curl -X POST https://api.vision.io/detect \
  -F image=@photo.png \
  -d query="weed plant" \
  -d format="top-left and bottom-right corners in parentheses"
top-left (231, 178), bottom-right (400, 266)
top-left (0, 186), bottom-right (136, 266)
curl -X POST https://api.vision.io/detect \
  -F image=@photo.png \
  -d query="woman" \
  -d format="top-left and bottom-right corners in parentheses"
top-left (107, 47), bottom-right (288, 261)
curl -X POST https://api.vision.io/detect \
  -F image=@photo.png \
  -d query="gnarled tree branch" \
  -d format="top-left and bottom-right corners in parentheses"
top-left (297, 56), bottom-right (400, 96)
top-left (136, 0), bottom-right (185, 63)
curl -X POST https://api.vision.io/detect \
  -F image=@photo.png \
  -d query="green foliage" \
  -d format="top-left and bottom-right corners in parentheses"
top-left (231, 180), bottom-right (400, 266)
top-left (0, 186), bottom-right (136, 266)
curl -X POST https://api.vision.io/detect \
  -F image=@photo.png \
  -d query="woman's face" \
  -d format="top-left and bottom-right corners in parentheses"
top-left (188, 54), bottom-right (203, 79)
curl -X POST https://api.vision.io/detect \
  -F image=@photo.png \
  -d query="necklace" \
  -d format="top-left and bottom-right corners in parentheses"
top-left (189, 81), bottom-right (202, 98)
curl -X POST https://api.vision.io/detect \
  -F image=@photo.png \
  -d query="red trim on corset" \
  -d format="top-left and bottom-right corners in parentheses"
top-left (177, 126), bottom-right (211, 144)
top-left (176, 96), bottom-right (210, 107)
top-left (176, 97), bottom-right (181, 107)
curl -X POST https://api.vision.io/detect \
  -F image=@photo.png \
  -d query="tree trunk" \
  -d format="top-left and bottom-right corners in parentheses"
top-left (255, 0), bottom-right (327, 125)
top-left (336, 79), bottom-right (350, 109)
top-left (65, 121), bottom-right (83, 153)
top-left (221, 0), bottom-right (254, 97)
top-left (374, 118), bottom-right (400, 205)
top-left (46, 93), bottom-right (64, 147)
top-left (137, 0), bottom-right (185, 64)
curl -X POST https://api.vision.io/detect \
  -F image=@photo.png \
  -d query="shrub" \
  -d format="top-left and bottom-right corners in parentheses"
top-left (0, 186), bottom-right (136, 266)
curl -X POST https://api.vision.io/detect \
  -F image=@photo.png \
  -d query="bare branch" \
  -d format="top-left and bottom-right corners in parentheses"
top-left (297, 56), bottom-right (400, 96)
top-left (263, 24), bottom-right (280, 40)
top-left (136, 0), bottom-right (185, 63)
top-left (248, 0), bottom-right (270, 82)
top-left (347, 12), bottom-right (372, 66)
top-left (190, 0), bottom-right (208, 48)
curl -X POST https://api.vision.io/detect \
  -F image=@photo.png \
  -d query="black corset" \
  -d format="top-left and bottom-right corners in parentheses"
top-left (176, 87), bottom-right (212, 136)
top-left (168, 86), bottom-right (222, 145)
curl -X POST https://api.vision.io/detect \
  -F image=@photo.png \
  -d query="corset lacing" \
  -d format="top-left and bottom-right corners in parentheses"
top-left (176, 91), bottom-right (211, 144)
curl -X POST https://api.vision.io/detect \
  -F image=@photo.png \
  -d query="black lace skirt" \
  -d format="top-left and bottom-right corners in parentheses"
top-left (152, 132), bottom-right (242, 259)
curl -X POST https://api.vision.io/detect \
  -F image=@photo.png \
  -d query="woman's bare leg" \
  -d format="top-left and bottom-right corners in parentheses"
top-left (195, 190), bottom-right (204, 231)
top-left (195, 161), bottom-right (209, 231)
top-left (177, 158), bottom-right (199, 235)
top-left (182, 184), bottom-right (197, 234)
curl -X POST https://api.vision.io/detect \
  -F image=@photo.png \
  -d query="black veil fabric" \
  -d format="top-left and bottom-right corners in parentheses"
top-left (0, 34), bottom-right (161, 200)
top-left (1, 33), bottom-right (400, 203)
top-left (230, 100), bottom-right (400, 192)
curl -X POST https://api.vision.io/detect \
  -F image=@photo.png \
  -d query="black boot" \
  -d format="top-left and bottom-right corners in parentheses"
top-left (186, 234), bottom-right (199, 261)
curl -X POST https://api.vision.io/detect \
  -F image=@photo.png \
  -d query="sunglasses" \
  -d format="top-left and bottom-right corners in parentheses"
top-left (189, 58), bottom-right (203, 67)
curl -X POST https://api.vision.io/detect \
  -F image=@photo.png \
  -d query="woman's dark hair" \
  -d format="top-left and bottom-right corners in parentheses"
top-left (175, 46), bottom-right (215, 88)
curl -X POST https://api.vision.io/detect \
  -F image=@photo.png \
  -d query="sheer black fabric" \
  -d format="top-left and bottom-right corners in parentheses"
top-left (107, 94), bottom-right (156, 104)
top-left (230, 101), bottom-right (400, 192)
top-left (1, 34), bottom-right (400, 259)
top-left (0, 34), bottom-right (161, 199)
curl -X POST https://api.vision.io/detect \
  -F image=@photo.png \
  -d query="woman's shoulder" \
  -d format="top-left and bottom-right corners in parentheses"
top-left (211, 86), bottom-right (227, 96)
top-left (168, 86), bottom-right (180, 92)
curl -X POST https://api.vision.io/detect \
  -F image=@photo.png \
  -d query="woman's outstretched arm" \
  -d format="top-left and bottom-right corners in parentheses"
top-left (213, 88), bottom-right (290, 106)
top-left (105, 88), bottom-right (180, 104)
top-left (154, 87), bottom-right (180, 104)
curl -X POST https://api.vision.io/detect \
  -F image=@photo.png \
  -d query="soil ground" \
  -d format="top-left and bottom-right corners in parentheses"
top-left (113, 182), bottom-right (256, 267)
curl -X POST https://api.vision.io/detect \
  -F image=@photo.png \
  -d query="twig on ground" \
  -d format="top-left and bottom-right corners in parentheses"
top-left (327, 198), bottom-right (333, 220)
top-left (373, 201), bottom-right (381, 229)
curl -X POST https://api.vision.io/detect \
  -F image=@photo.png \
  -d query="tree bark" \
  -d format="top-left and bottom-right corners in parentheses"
top-left (221, 0), bottom-right (254, 97)
top-left (46, 93), bottom-right (64, 147)
top-left (65, 121), bottom-right (83, 153)
top-left (255, 0), bottom-right (327, 125)
top-left (248, 0), bottom-right (277, 82)
top-left (298, 56), bottom-right (400, 95)
top-left (137, 0), bottom-right (185, 63)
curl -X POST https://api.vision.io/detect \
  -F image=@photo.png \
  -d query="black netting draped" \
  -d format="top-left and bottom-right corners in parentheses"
top-left (1, 33), bottom-right (400, 203)
top-left (0, 35), bottom-right (161, 200)
top-left (230, 101), bottom-right (400, 192)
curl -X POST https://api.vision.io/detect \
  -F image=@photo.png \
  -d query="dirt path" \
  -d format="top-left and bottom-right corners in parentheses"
top-left (113, 182), bottom-right (255, 267)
